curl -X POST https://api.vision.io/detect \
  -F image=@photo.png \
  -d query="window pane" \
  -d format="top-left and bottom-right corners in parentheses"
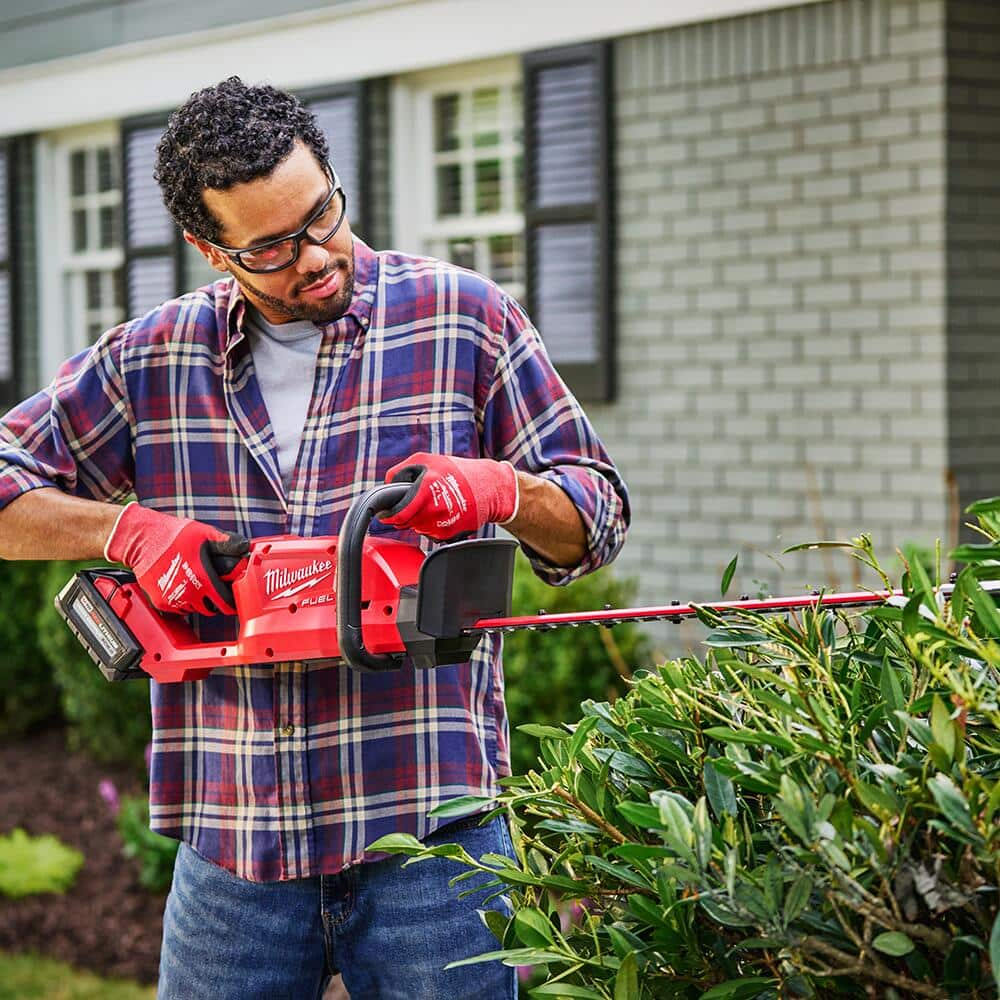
top-left (72, 209), bottom-right (88, 252)
top-left (99, 205), bottom-right (119, 249)
top-left (434, 94), bottom-right (461, 153)
top-left (489, 234), bottom-right (522, 289)
top-left (86, 270), bottom-right (102, 309)
top-left (475, 160), bottom-right (501, 214)
top-left (472, 87), bottom-right (500, 148)
top-left (513, 154), bottom-right (524, 211)
top-left (70, 150), bottom-right (87, 197)
top-left (87, 323), bottom-right (103, 342)
top-left (436, 164), bottom-right (462, 217)
top-left (97, 147), bottom-right (116, 193)
top-left (447, 238), bottom-right (476, 271)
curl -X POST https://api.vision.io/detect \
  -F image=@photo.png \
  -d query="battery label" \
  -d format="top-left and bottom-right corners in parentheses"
top-left (72, 589), bottom-right (125, 661)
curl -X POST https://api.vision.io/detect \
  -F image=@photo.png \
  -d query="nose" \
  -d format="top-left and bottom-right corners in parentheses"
top-left (295, 239), bottom-right (330, 275)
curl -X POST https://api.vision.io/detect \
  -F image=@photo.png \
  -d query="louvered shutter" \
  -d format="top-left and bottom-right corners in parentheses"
top-left (524, 44), bottom-right (615, 402)
top-left (300, 83), bottom-right (367, 239)
top-left (0, 143), bottom-right (14, 402)
top-left (122, 117), bottom-right (178, 316)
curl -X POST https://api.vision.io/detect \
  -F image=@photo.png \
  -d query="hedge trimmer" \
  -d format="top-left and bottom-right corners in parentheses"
top-left (54, 484), bottom-right (993, 683)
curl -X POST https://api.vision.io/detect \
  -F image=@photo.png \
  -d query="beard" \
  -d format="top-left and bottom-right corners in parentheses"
top-left (233, 250), bottom-right (356, 324)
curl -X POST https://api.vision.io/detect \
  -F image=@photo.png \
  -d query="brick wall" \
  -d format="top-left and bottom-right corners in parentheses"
top-left (596, 0), bottom-right (951, 652)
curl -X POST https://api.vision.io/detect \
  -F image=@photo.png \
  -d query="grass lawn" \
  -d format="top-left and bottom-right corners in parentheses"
top-left (0, 953), bottom-right (155, 999)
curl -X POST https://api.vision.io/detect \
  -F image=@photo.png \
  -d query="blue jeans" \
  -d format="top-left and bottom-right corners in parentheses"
top-left (158, 813), bottom-right (518, 1000)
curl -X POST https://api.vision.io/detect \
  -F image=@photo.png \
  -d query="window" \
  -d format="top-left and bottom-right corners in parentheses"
top-left (44, 126), bottom-right (125, 365)
top-left (395, 60), bottom-right (525, 300)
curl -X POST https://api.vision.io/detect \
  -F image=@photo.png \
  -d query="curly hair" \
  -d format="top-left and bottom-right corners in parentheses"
top-left (154, 76), bottom-right (330, 242)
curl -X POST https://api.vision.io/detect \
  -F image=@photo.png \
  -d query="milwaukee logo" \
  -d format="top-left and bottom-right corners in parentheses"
top-left (264, 560), bottom-right (334, 600)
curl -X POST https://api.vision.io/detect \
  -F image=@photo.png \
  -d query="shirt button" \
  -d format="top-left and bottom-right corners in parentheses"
top-left (281, 724), bottom-right (295, 737)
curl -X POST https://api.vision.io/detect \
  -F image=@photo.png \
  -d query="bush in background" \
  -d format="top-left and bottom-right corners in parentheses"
top-left (0, 560), bottom-right (61, 737)
top-left (36, 560), bottom-right (151, 771)
top-left (502, 552), bottom-right (653, 778)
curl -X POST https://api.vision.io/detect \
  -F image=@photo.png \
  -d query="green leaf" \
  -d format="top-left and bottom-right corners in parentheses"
top-left (700, 978), bottom-right (780, 999)
top-left (783, 874), bottom-right (812, 926)
top-left (445, 947), bottom-right (565, 970)
top-left (966, 496), bottom-right (1000, 515)
top-left (930, 695), bottom-right (956, 761)
top-left (950, 543), bottom-right (1000, 563)
top-left (364, 833), bottom-right (426, 856)
top-left (781, 540), bottom-right (854, 553)
top-left (517, 724), bottom-right (571, 740)
top-left (585, 855), bottom-right (654, 890)
top-left (928, 774), bottom-right (979, 838)
top-left (990, 910), bottom-right (1000, 989)
top-left (616, 801), bottom-right (665, 829)
top-left (873, 931), bottom-right (915, 957)
top-left (704, 629), bottom-right (772, 649)
top-left (704, 727), bottom-right (795, 753)
top-left (721, 554), bottom-right (739, 597)
top-left (0, 829), bottom-right (84, 899)
top-left (614, 951), bottom-right (639, 1000)
top-left (704, 759), bottom-right (738, 819)
top-left (880, 662), bottom-right (906, 713)
top-left (514, 907), bottom-right (555, 948)
top-left (530, 986), bottom-right (604, 998)
top-left (427, 795), bottom-right (495, 820)
top-left (479, 907), bottom-right (508, 943)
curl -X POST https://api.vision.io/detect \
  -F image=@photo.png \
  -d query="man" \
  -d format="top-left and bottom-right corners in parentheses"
top-left (0, 77), bottom-right (629, 999)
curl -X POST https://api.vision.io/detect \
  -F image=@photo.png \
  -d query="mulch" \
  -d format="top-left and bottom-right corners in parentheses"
top-left (0, 726), bottom-right (165, 984)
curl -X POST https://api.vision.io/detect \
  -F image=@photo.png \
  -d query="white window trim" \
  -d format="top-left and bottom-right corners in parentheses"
top-left (37, 121), bottom-right (123, 383)
top-left (391, 56), bottom-right (521, 259)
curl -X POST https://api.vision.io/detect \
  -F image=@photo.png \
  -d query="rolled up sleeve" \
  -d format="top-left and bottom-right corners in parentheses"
top-left (0, 325), bottom-right (134, 510)
top-left (480, 295), bottom-right (629, 586)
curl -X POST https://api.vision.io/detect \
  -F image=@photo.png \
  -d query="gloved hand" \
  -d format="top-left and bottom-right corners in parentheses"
top-left (380, 452), bottom-right (519, 541)
top-left (104, 503), bottom-right (249, 615)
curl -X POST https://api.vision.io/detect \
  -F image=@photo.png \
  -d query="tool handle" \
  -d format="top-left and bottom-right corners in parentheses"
top-left (337, 483), bottom-right (412, 671)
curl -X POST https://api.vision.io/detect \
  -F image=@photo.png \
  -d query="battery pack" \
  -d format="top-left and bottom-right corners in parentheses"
top-left (54, 570), bottom-right (145, 682)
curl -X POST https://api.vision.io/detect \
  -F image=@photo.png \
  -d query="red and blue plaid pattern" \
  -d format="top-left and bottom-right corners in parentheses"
top-left (0, 240), bottom-right (629, 881)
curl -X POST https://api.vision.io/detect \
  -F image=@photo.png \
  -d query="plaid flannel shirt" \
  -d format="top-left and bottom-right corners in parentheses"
top-left (0, 239), bottom-right (629, 881)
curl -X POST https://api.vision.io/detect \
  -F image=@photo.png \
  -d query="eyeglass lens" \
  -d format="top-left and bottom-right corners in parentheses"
top-left (240, 189), bottom-right (345, 271)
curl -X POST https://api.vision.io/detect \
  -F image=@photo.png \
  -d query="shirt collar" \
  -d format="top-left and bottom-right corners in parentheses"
top-left (222, 235), bottom-right (378, 352)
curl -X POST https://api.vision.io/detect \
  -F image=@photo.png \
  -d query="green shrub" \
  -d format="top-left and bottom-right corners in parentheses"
top-left (503, 553), bottom-right (652, 777)
top-left (0, 560), bottom-right (62, 737)
top-left (0, 829), bottom-right (83, 898)
top-left (378, 507), bottom-right (1000, 999)
top-left (36, 560), bottom-right (151, 770)
top-left (117, 794), bottom-right (177, 893)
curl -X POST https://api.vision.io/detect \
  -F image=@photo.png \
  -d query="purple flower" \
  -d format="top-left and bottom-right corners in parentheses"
top-left (516, 966), bottom-right (534, 985)
top-left (559, 898), bottom-right (592, 932)
top-left (98, 778), bottom-right (120, 816)
top-left (144, 743), bottom-right (153, 772)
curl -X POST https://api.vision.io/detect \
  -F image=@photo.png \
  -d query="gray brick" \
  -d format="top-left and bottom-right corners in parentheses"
top-left (774, 152), bottom-right (825, 178)
top-left (859, 114), bottom-right (916, 142)
top-left (802, 122), bottom-right (853, 148)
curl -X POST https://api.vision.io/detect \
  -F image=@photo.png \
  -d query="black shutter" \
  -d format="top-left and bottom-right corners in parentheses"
top-left (0, 142), bottom-right (16, 406)
top-left (523, 43), bottom-right (615, 402)
top-left (298, 82), bottom-right (367, 239)
top-left (121, 115), bottom-right (180, 317)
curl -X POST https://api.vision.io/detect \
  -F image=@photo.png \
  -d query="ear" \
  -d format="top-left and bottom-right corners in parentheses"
top-left (184, 231), bottom-right (230, 274)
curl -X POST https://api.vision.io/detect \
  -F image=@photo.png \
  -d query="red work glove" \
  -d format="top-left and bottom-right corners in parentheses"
top-left (104, 503), bottom-right (249, 615)
top-left (380, 452), bottom-right (519, 541)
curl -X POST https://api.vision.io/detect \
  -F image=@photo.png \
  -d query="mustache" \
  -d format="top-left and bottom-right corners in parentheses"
top-left (294, 264), bottom-right (341, 295)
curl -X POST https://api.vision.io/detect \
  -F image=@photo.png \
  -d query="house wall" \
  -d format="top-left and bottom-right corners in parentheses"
top-left (595, 0), bottom-right (950, 651)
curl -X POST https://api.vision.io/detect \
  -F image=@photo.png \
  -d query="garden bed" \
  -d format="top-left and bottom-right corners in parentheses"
top-left (0, 726), bottom-right (164, 985)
